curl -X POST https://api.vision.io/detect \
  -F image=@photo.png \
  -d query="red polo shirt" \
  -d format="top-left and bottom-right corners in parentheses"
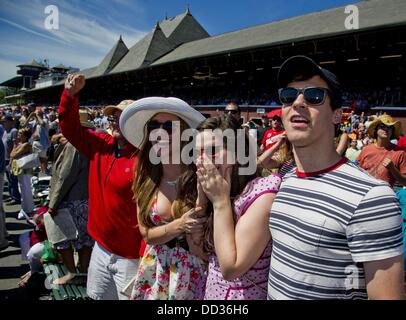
top-left (59, 89), bottom-right (144, 259)
top-left (261, 129), bottom-right (285, 151)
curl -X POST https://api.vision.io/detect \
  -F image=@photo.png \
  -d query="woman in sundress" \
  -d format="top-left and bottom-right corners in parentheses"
top-left (119, 97), bottom-right (207, 300)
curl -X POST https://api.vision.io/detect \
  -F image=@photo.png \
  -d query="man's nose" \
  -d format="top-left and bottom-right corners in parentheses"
top-left (292, 93), bottom-right (306, 109)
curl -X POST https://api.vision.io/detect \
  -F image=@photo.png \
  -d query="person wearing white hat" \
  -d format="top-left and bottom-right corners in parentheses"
top-left (59, 74), bottom-right (143, 300)
top-left (119, 97), bottom-right (208, 300)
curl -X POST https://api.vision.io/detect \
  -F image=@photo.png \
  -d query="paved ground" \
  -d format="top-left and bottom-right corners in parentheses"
top-left (0, 176), bottom-right (51, 301)
top-left (0, 198), bottom-right (32, 300)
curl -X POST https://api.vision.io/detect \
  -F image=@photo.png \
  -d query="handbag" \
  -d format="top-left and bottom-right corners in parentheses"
top-left (43, 208), bottom-right (78, 245)
top-left (15, 153), bottom-right (40, 170)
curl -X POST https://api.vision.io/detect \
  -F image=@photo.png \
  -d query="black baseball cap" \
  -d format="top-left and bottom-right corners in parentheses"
top-left (277, 55), bottom-right (342, 109)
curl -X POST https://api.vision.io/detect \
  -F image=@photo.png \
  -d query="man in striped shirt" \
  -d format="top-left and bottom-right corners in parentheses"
top-left (268, 55), bottom-right (404, 300)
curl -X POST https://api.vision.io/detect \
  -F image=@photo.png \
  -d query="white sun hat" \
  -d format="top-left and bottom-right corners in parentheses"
top-left (119, 97), bottom-right (206, 148)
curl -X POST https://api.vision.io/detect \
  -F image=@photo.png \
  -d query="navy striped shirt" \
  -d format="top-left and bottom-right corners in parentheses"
top-left (268, 160), bottom-right (403, 300)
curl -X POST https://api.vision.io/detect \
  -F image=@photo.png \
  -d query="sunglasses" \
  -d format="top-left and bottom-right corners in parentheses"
top-left (224, 109), bottom-right (239, 115)
top-left (377, 124), bottom-right (393, 130)
top-left (147, 120), bottom-right (175, 133)
top-left (278, 87), bottom-right (333, 106)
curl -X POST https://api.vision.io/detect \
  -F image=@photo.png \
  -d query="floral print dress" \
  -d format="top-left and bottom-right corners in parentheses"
top-left (131, 195), bottom-right (206, 300)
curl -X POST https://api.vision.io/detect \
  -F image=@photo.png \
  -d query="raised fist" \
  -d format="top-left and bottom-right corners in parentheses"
top-left (65, 74), bottom-right (85, 96)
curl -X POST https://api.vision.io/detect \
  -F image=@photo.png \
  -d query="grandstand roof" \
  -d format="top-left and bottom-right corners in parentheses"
top-left (159, 8), bottom-right (210, 47)
top-left (22, 0), bottom-right (406, 92)
top-left (17, 59), bottom-right (47, 69)
top-left (0, 76), bottom-right (23, 88)
top-left (53, 63), bottom-right (70, 70)
top-left (152, 0), bottom-right (406, 66)
top-left (91, 35), bottom-right (129, 76)
top-left (109, 9), bottom-right (209, 74)
top-left (110, 23), bottom-right (173, 74)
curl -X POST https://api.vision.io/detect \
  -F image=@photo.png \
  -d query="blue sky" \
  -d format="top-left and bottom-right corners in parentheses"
top-left (0, 0), bottom-right (358, 82)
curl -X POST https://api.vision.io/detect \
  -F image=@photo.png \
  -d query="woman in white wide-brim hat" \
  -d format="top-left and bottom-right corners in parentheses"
top-left (119, 97), bottom-right (208, 300)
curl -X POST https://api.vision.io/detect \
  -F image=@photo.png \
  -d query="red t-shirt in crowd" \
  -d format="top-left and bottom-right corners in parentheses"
top-left (358, 143), bottom-right (406, 187)
top-left (58, 89), bottom-right (144, 259)
top-left (261, 129), bottom-right (285, 151)
top-left (397, 136), bottom-right (406, 151)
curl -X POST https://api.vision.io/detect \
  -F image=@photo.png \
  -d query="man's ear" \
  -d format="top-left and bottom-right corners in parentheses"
top-left (332, 108), bottom-right (342, 125)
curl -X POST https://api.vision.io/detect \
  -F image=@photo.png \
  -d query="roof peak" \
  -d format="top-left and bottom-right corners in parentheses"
top-left (154, 21), bottom-right (162, 30)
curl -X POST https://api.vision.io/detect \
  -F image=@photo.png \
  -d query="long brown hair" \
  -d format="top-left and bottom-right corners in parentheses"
top-left (133, 115), bottom-right (190, 229)
top-left (173, 115), bottom-right (259, 253)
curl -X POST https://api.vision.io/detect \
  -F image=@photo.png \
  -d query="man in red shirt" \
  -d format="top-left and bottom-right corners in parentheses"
top-left (260, 109), bottom-right (285, 152)
top-left (59, 74), bottom-right (143, 300)
top-left (358, 114), bottom-right (406, 188)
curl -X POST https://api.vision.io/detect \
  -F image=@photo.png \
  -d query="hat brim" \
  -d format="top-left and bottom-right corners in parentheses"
top-left (104, 105), bottom-right (124, 116)
top-left (119, 97), bottom-right (206, 148)
top-left (367, 118), bottom-right (401, 139)
top-left (80, 122), bottom-right (95, 129)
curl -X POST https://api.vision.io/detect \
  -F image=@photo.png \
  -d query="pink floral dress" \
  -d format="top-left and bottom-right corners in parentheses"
top-left (131, 196), bottom-right (206, 300)
top-left (204, 175), bottom-right (281, 300)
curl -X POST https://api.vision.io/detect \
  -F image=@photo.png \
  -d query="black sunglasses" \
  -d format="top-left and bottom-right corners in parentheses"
top-left (224, 109), bottom-right (240, 114)
top-left (147, 120), bottom-right (174, 133)
top-left (278, 87), bottom-right (333, 106)
top-left (377, 124), bottom-right (393, 130)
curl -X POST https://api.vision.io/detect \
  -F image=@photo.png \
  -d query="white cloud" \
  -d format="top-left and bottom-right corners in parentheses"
top-left (0, 18), bottom-right (68, 45)
top-left (0, 0), bottom-right (148, 82)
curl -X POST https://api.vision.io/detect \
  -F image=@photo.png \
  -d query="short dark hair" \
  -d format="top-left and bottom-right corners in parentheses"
top-left (225, 101), bottom-right (240, 112)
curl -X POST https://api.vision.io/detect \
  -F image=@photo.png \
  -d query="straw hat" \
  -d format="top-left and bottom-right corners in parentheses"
top-left (104, 100), bottom-right (135, 116)
top-left (119, 97), bottom-right (205, 148)
top-left (367, 114), bottom-right (401, 139)
top-left (79, 110), bottom-right (95, 129)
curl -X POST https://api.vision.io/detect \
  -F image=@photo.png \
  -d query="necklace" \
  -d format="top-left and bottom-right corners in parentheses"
top-left (164, 179), bottom-right (178, 187)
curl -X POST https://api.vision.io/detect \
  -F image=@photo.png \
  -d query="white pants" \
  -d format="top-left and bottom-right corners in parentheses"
top-left (27, 242), bottom-right (45, 273)
top-left (17, 174), bottom-right (34, 214)
top-left (86, 242), bottom-right (139, 300)
top-left (19, 232), bottom-right (45, 273)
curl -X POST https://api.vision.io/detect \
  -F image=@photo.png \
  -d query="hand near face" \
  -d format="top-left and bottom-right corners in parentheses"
top-left (196, 153), bottom-right (232, 203)
top-left (65, 74), bottom-right (85, 96)
top-left (179, 207), bottom-right (207, 234)
top-left (196, 177), bottom-right (208, 209)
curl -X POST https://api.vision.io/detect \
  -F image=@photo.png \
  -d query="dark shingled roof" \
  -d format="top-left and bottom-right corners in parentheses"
top-left (0, 76), bottom-right (24, 88)
top-left (17, 59), bottom-right (47, 69)
top-left (160, 9), bottom-right (209, 47)
top-left (152, 0), bottom-right (406, 66)
top-left (23, 0), bottom-right (406, 93)
top-left (91, 36), bottom-right (129, 77)
top-left (53, 64), bottom-right (70, 70)
top-left (110, 23), bottom-right (174, 73)
top-left (106, 9), bottom-right (209, 74)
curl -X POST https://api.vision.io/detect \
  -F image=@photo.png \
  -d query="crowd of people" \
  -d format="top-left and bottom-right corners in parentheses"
top-left (0, 55), bottom-right (405, 300)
